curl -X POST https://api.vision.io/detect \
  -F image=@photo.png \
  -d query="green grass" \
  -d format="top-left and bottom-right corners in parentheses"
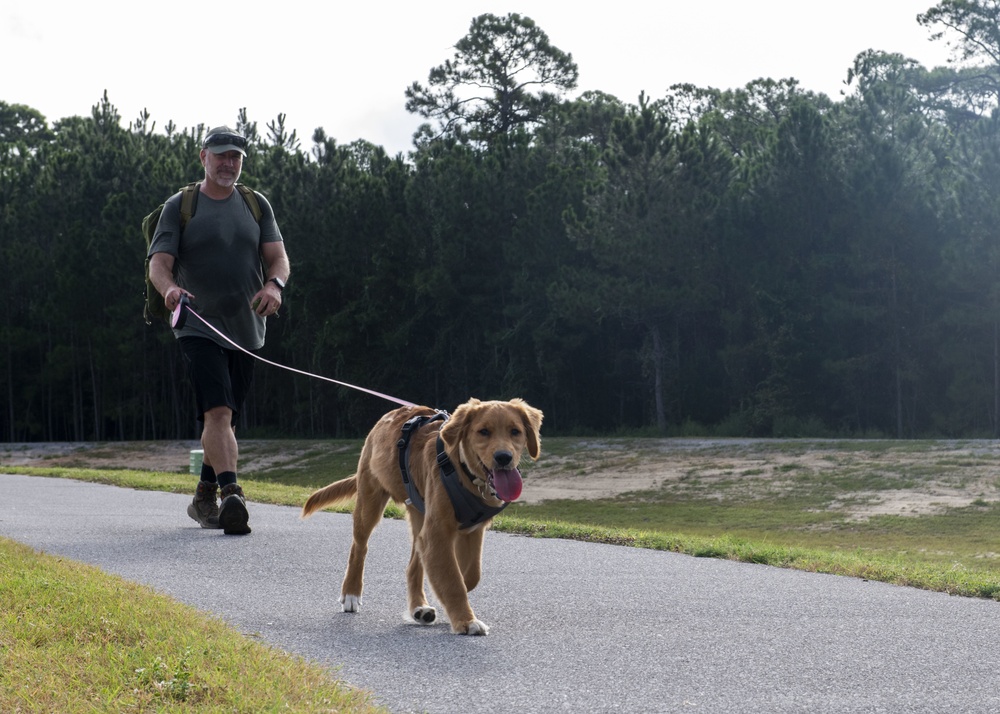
top-left (0, 537), bottom-right (384, 713)
top-left (496, 500), bottom-right (1000, 598)
top-left (7, 436), bottom-right (1000, 709)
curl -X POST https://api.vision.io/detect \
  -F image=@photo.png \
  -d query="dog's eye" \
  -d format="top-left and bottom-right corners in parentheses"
top-left (511, 428), bottom-right (522, 437)
top-left (478, 428), bottom-right (490, 437)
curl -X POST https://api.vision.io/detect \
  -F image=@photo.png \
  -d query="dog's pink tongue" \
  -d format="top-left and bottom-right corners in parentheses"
top-left (493, 468), bottom-right (523, 502)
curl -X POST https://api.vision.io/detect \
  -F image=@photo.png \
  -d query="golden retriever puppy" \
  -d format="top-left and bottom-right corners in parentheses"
top-left (302, 398), bottom-right (543, 635)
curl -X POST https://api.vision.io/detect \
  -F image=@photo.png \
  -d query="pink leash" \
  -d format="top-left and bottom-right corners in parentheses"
top-left (172, 297), bottom-right (416, 408)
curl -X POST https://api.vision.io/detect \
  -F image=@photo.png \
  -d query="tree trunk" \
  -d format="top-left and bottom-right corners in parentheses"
top-left (994, 317), bottom-right (999, 440)
top-left (649, 322), bottom-right (667, 434)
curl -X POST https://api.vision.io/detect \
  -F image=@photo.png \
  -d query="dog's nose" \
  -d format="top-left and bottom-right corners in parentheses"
top-left (494, 451), bottom-right (513, 467)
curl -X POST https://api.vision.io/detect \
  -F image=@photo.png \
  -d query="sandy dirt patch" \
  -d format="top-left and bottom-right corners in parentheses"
top-left (3, 438), bottom-right (1000, 521)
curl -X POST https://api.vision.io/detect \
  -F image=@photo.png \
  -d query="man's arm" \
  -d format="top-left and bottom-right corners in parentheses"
top-left (149, 252), bottom-right (193, 308)
top-left (253, 241), bottom-right (290, 316)
top-left (261, 241), bottom-right (290, 285)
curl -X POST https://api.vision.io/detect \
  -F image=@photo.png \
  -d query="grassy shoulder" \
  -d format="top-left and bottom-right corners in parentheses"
top-left (493, 513), bottom-right (1000, 599)
top-left (0, 536), bottom-right (384, 714)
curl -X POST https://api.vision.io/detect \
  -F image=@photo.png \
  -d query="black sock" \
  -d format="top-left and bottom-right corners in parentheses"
top-left (200, 463), bottom-right (217, 484)
top-left (217, 471), bottom-right (237, 488)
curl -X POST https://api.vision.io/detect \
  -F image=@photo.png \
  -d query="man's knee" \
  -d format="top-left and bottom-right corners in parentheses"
top-left (203, 406), bottom-right (233, 428)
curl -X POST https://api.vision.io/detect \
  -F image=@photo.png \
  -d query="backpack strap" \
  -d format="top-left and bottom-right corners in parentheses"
top-left (177, 182), bottom-right (261, 229)
top-left (178, 182), bottom-right (199, 229)
top-left (236, 183), bottom-right (264, 222)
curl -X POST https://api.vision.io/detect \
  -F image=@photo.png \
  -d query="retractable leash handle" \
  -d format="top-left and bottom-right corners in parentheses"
top-left (171, 294), bottom-right (191, 329)
top-left (172, 299), bottom-right (416, 408)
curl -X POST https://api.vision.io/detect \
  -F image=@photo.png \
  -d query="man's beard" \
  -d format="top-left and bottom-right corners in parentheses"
top-left (212, 169), bottom-right (238, 187)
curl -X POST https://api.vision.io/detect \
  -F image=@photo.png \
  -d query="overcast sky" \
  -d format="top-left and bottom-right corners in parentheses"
top-left (3, 1), bottom-right (954, 156)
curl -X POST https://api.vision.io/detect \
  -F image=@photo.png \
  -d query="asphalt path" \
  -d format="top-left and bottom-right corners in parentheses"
top-left (2, 473), bottom-right (1000, 713)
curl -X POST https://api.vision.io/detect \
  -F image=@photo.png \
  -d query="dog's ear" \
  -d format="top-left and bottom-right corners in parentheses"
top-left (511, 399), bottom-right (544, 460)
top-left (440, 399), bottom-right (481, 452)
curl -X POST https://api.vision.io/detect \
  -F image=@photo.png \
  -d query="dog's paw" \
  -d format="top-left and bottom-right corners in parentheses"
top-left (459, 619), bottom-right (489, 636)
top-left (340, 594), bottom-right (362, 613)
top-left (412, 606), bottom-right (436, 624)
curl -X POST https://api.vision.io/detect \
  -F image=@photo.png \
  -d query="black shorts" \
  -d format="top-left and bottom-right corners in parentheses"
top-left (178, 337), bottom-right (256, 426)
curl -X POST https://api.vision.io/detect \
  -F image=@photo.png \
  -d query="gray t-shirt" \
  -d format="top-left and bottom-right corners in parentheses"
top-left (148, 186), bottom-right (283, 350)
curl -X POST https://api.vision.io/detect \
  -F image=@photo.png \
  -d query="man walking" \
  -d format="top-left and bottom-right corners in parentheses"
top-left (147, 126), bottom-right (290, 535)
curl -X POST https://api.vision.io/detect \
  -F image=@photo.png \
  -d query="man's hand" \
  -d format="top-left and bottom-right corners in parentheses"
top-left (164, 285), bottom-right (194, 311)
top-left (251, 281), bottom-right (282, 316)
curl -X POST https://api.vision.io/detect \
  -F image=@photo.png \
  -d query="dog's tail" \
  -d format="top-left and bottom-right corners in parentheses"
top-left (300, 476), bottom-right (359, 519)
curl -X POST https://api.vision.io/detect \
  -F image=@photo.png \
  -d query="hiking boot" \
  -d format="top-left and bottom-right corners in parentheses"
top-left (187, 481), bottom-right (221, 529)
top-left (219, 483), bottom-right (251, 535)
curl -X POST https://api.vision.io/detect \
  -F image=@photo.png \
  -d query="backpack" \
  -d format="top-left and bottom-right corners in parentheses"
top-left (142, 182), bottom-right (263, 324)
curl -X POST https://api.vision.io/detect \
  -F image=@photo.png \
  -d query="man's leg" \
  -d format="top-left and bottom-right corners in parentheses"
top-left (180, 339), bottom-right (231, 529)
top-left (182, 338), bottom-right (255, 535)
top-left (204, 406), bottom-right (251, 535)
top-left (179, 337), bottom-right (250, 533)
top-left (202, 406), bottom-right (238, 478)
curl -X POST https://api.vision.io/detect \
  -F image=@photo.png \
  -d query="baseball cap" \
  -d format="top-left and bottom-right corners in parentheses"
top-left (203, 126), bottom-right (248, 156)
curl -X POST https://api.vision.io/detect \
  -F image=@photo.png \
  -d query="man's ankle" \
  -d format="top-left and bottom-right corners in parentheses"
top-left (200, 463), bottom-right (217, 484)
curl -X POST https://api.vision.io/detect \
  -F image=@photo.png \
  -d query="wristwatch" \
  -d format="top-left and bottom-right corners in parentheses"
top-left (269, 277), bottom-right (286, 292)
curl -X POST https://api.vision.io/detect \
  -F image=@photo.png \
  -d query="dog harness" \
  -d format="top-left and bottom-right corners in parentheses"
top-left (396, 412), bottom-right (509, 530)
top-left (396, 412), bottom-right (446, 513)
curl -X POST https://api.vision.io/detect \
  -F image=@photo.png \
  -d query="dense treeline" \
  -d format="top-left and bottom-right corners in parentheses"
top-left (5, 4), bottom-right (1000, 441)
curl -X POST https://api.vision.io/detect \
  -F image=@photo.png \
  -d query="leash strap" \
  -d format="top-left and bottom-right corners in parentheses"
top-left (175, 300), bottom-right (416, 408)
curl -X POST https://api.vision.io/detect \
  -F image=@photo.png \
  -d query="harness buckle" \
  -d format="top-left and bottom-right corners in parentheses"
top-left (436, 448), bottom-right (451, 468)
